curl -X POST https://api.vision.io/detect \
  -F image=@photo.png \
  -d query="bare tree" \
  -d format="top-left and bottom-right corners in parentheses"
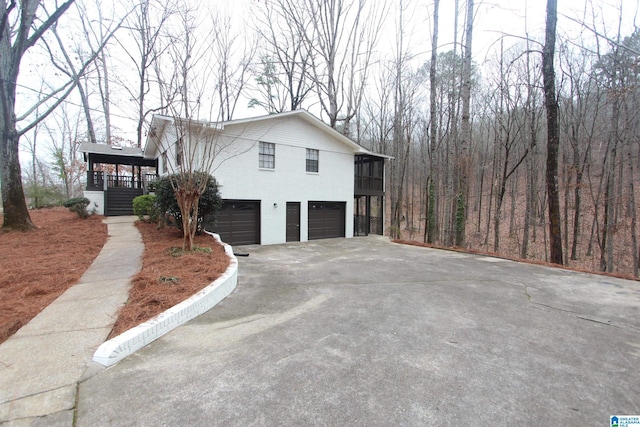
top-left (278, 0), bottom-right (385, 135)
top-left (454, 0), bottom-right (474, 247)
top-left (209, 12), bottom-right (256, 121)
top-left (542, 0), bottom-right (563, 265)
top-left (154, 116), bottom-right (221, 251)
top-left (149, 2), bottom-right (259, 250)
top-left (115, 0), bottom-right (176, 147)
top-left (425, 0), bottom-right (440, 244)
top-left (45, 104), bottom-right (85, 199)
top-left (1, 0), bottom-right (76, 230)
top-left (252, 0), bottom-right (314, 113)
top-left (46, 17), bottom-right (101, 145)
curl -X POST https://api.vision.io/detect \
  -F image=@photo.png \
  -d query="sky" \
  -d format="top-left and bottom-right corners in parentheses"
top-left (14, 0), bottom-right (640, 166)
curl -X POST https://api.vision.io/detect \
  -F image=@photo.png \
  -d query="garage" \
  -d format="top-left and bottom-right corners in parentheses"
top-left (212, 200), bottom-right (261, 245)
top-left (308, 201), bottom-right (346, 240)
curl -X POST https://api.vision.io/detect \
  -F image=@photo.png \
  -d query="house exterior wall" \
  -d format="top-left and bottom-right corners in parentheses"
top-left (149, 113), bottom-right (360, 245)
top-left (211, 116), bottom-right (355, 245)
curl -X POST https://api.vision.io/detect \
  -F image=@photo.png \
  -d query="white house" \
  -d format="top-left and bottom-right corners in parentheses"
top-left (81, 110), bottom-right (387, 246)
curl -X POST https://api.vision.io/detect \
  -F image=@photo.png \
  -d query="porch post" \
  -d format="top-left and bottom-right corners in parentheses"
top-left (103, 171), bottom-right (107, 191)
top-left (366, 195), bottom-right (371, 236)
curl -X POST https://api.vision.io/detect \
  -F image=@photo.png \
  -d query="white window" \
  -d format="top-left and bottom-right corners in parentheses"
top-left (306, 148), bottom-right (319, 173)
top-left (259, 141), bottom-right (275, 169)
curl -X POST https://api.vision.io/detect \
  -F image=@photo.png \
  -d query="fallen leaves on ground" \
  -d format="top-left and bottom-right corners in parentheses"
top-left (107, 221), bottom-right (230, 338)
top-left (0, 208), bottom-right (108, 345)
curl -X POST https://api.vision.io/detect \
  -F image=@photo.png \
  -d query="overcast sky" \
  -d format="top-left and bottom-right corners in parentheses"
top-left (15, 0), bottom-right (640, 162)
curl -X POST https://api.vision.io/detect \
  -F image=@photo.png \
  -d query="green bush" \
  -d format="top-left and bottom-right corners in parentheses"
top-left (63, 197), bottom-right (91, 219)
top-left (155, 172), bottom-right (222, 232)
top-left (26, 185), bottom-right (66, 209)
top-left (132, 194), bottom-right (159, 222)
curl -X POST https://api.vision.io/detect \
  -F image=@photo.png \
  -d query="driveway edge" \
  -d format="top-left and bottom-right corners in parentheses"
top-left (92, 232), bottom-right (238, 367)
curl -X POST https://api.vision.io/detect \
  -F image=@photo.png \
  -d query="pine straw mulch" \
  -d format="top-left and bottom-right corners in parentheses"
top-left (0, 208), bottom-right (108, 345)
top-left (394, 239), bottom-right (640, 281)
top-left (107, 221), bottom-right (230, 339)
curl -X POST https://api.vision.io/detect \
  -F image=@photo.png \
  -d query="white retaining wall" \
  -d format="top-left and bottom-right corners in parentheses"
top-left (93, 232), bottom-right (238, 366)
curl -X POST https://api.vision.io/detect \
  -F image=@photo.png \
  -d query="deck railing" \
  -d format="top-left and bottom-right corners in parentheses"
top-left (86, 171), bottom-right (105, 190)
top-left (354, 176), bottom-right (384, 193)
top-left (106, 174), bottom-right (136, 188)
top-left (86, 171), bottom-right (158, 192)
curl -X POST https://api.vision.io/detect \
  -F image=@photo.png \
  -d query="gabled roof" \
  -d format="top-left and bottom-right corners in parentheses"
top-left (223, 110), bottom-right (370, 154)
top-left (144, 114), bottom-right (224, 159)
top-left (144, 110), bottom-right (391, 159)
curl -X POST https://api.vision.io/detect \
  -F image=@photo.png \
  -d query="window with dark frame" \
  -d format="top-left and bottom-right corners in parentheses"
top-left (162, 151), bottom-right (168, 173)
top-left (306, 148), bottom-right (319, 173)
top-left (175, 139), bottom-right (183, 167)
top-left (259, 141), bottom-right (275, 169)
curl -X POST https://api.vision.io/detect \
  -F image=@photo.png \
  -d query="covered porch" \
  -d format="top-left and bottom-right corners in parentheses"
top-left (80, 143), bottom-right (157, 216)
top-left (354, 154), bottom-right (386, 236)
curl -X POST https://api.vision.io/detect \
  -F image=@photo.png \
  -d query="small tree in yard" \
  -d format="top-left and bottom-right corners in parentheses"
top-left (148, 4), bottom-right (257, 251)
top-left (154, 173), bottom-right (221, 232)
top-left (150, 116), bottom-right (230, 251)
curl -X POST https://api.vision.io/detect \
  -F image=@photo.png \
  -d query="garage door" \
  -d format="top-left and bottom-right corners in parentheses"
top-left (308, 201), bottom-right (346, 240)
top-left (213, 200), bottom-right (260, 245)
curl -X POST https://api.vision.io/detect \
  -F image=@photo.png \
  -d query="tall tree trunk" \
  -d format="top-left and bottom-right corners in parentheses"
top-left (493, 185), bottom-right (506, 253)
top-left (100, 49), bottom-right (112, 144)
top-left (600, 175), bottom-right (613, 271)
top-left (78, 79), bottom-right (97, 144)
top-left (562, 153), bottom-right (570, 262)
top-left (601, 83), bottom-right (620, 272)
top-left (476, 157), bottom-right (484, 233)
top-left (455, 0), bottom-right (474, 247)
top-left (509, 170), bottom-right (517, 236)
top-left (483, 140), bottom-right (497, 246)
top-left (0, 37), bottom-right (34, 230)
top-left (570, 134), bottom-right (582, 260)
top-left (427, 0), bottom-right (439, 244)
top-left (542, 0), bottom-right (563, 265)
top-left (52, 26), bottom-right (97, 145)
top-left (521, 160), bottom-right (533, 259)
top-left (0, 125), bottom-right (34, 230)
top-left (629, 178), bottom-right (638, 277)
top-left (30, 128), bottom-right (39, 208)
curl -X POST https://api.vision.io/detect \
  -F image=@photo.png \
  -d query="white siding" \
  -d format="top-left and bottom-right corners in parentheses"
top-left (212, 116), bottom-right (354, 244)
top-left (148, 113), bottom-right (358, 245)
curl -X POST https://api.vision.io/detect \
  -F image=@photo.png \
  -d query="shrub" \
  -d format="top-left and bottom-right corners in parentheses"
top-left (154, 172), bottom-right (222, 232)
top-left (132, 194), bottom-right (159, 222)
top-left (26, 185), bottom-right (66, 209)
top-left (63, 197), bottom-right (91, 219)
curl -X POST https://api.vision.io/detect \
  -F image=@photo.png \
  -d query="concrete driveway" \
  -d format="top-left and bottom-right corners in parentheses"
top-left (77, 236), bottom-right (640, 426)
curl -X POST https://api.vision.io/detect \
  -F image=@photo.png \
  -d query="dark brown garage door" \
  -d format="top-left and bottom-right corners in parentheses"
top-left (213, 200), bottom-right (260, 245)
top-left (308, 201), bottom-right (346, 240)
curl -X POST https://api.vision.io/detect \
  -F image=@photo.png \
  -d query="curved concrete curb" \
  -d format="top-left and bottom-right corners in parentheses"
top-left (93, 232), bottom-right (237, 367)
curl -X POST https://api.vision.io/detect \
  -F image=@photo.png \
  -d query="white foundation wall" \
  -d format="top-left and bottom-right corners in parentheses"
top-left (84, 191), bottom-right (104, 215)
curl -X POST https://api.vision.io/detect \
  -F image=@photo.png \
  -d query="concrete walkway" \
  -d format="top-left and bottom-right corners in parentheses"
top-left (0, 216), bottom-right (142, 426)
